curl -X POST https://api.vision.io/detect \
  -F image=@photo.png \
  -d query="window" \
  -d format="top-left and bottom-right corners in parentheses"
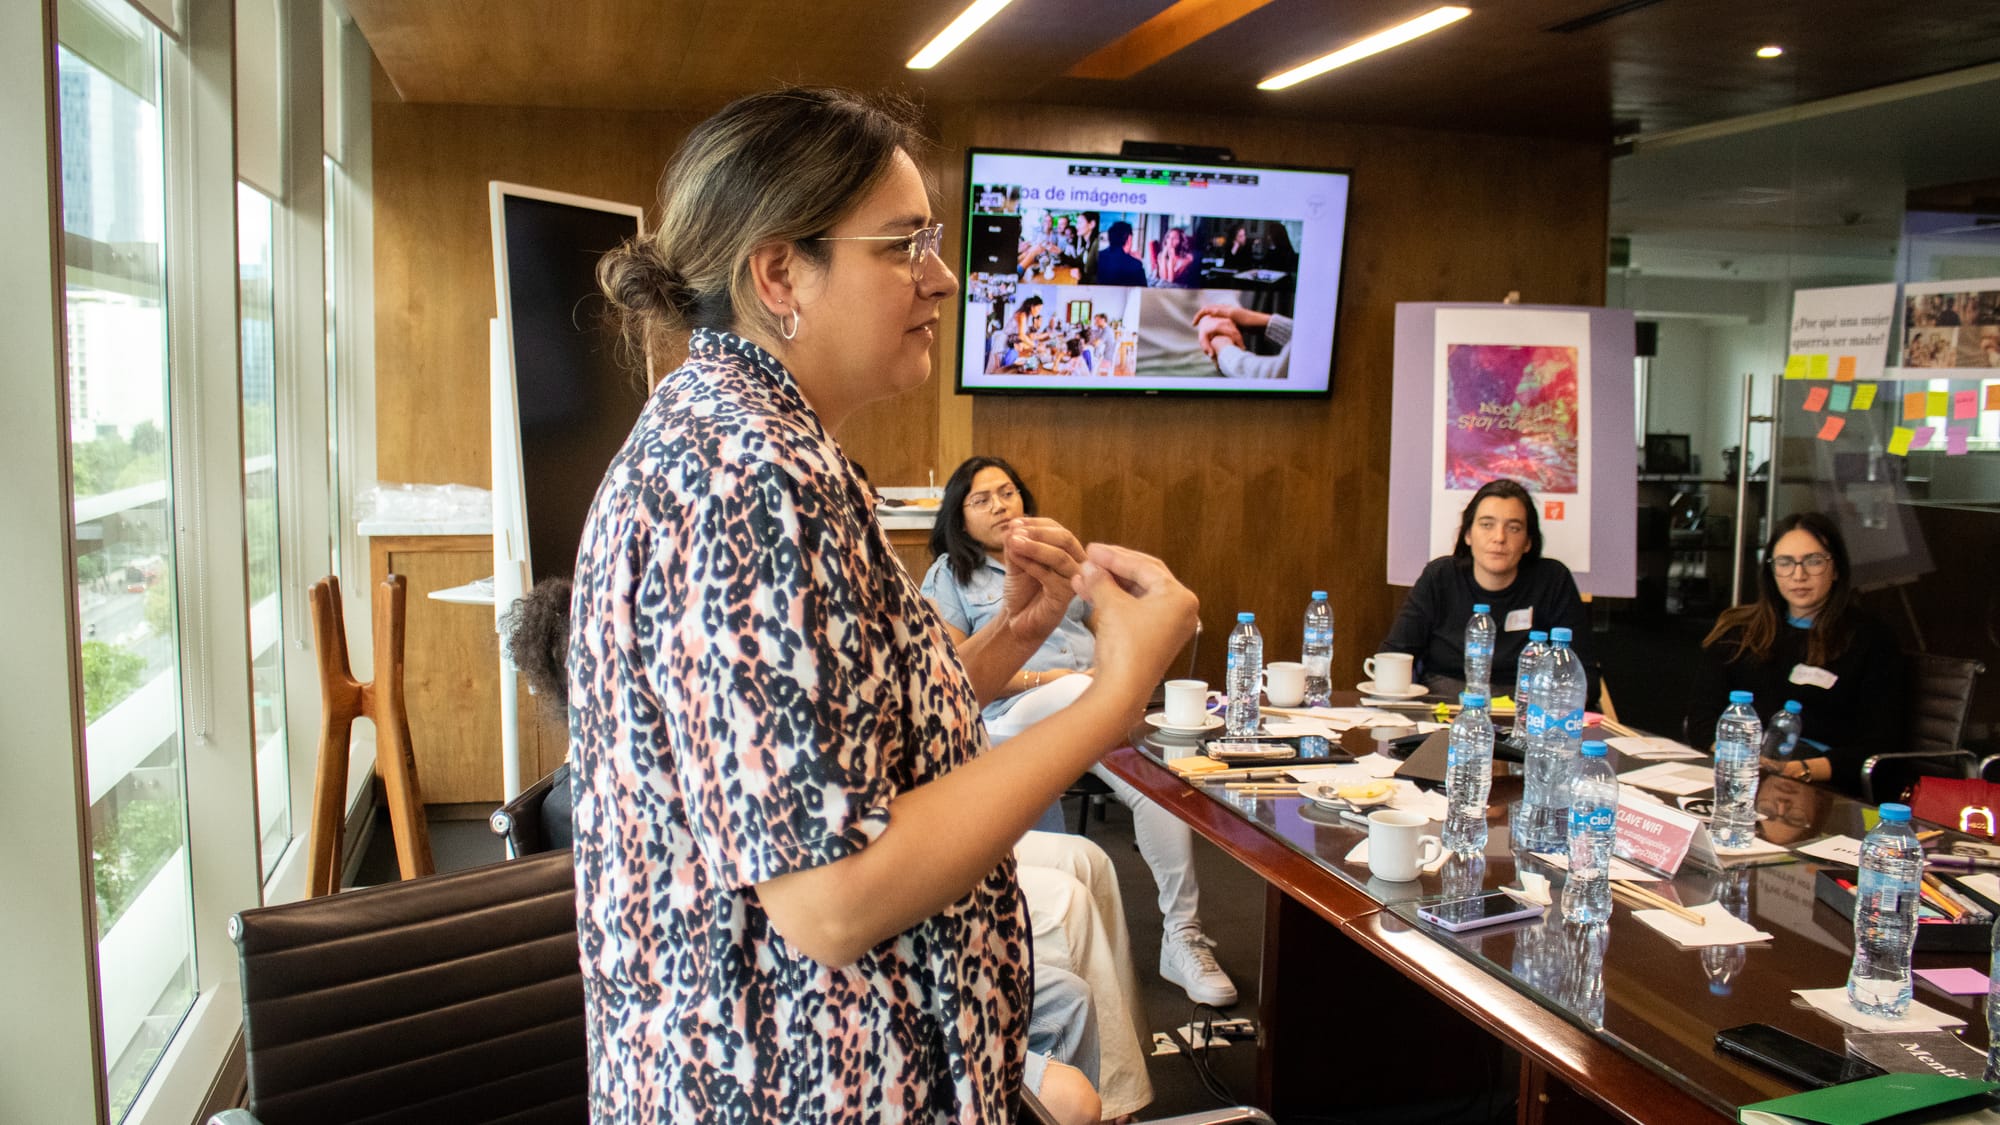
top-left (239, 181), bottom-right (291, 876)
top-left (55, 6), bottom-right (196, 1118)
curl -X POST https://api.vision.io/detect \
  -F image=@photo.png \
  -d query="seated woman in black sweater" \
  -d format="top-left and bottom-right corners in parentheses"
top-left (1381, 479), bottom-right (1592, 700)
top-left (1685, 512), bottom-right (1904, 798)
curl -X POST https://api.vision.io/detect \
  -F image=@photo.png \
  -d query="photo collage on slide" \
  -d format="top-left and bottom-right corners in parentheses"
top-left (966, 183), bottom-right (1303, 381)
top-left (1903, 287), bottom-right (2000, 370)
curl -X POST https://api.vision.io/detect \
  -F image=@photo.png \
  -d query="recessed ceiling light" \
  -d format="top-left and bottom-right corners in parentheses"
top-left (1756, 45), bottom-right (1784, 58)
top-left (907, 0), bottom-right (1015, 70)
top-left (1258, 6), bottom-right (1471, 91)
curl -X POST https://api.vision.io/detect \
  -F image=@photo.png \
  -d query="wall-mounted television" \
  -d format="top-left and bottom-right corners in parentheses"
top-left (955, 147), bottom-right (1352, 398)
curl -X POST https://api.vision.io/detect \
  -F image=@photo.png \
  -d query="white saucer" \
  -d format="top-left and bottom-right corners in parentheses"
top-left (1356, 681), bottom-right (1427, 699)
top-left (1145, 712), bottom-right (1223, 734)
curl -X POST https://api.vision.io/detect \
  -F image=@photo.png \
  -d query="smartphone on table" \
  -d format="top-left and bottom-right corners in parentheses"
top-left (1714, 1023), bottom-right (1886, 1088)
top-left (1416, 891), bottom-right (1544, 932)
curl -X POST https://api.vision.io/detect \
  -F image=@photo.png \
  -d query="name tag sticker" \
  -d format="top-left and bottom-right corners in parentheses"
top-left (1504, 608), bottom-right (1533, 632)
top-left (1789, 664), bottom-right (1838, 690)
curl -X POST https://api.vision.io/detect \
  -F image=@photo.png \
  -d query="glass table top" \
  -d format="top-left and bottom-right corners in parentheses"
top-left (1131, 721), bottom-right (1994, 1116)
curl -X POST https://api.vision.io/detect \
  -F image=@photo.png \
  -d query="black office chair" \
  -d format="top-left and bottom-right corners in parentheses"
top-left (1861, 653), bottom-right (1986, 805)
top-left (212, 849), bottom-right (586, 1125)
top-left (491, 762), bottom-right (573, 856)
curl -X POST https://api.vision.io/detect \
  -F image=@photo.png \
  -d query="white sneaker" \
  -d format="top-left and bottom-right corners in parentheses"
top-left (1160, 930), bottom-right (1237, 1007)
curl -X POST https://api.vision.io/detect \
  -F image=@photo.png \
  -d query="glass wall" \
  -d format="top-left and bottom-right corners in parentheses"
top-left (54, 6), bottom-right (195, 1116)
top-left (1605, 69), bottom-right (2000, 754)
top-left (239, 181), bottom-right (291, 877)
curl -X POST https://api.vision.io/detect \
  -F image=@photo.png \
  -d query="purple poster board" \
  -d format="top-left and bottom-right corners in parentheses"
top-left (1387, 302), bottom-right (1636, 597)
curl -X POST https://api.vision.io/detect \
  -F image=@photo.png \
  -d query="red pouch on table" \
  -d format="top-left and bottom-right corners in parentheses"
top-left (1909, 776), bottom-right (2000, 839)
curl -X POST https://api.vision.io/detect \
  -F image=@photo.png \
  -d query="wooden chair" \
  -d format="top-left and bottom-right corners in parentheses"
top-left (305, 575), bottom-right (432, 896)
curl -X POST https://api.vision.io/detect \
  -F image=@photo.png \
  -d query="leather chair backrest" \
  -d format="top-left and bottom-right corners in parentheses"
top-left (491, 764), bottom-right (574, 856)
top-left (228, 849), bottom-right (585, 1125)
top-left (1906, 652), bottom-right (1985, 758)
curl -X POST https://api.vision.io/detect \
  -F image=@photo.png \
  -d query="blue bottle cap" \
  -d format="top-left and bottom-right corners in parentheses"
top-left (1581, 740), bottom-right (1608, 758)
top-left (1729, 690), bottom-right (1755, 704)
top-left (1529, 630), bottom-right (1548, 642)
top-left (1472, 603), bottom-right (1491, 614)
top-left (1783, 700), bottom-right (1802, 713)
top-left (1879, 803), bottom-right (1912, 822)
top-left (1550, 627), bottom-right (1572, 643)
top-left (1311, 590), bottom-right (1327, 600)
top-left (1460, 692), bottom-right (1487, 708)
top-left (1237, 612), bottom-right (1255, 623)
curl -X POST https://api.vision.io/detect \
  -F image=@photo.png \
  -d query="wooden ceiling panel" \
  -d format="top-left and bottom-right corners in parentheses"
top-left (349, 0), bottom-right (2000, 142)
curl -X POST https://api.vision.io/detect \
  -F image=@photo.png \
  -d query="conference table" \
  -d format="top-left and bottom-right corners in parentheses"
top-left (1103, 695), bottom-right (1995, 1124)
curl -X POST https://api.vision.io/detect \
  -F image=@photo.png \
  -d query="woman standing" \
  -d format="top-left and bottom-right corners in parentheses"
top-left (571, 88), bottom-right (1197, 1124)
top-left (1686, 512), bottom-right (1903, 797)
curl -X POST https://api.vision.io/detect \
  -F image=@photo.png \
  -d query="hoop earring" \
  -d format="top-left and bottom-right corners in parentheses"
top-left (780, 307), bottom-right (800, 341)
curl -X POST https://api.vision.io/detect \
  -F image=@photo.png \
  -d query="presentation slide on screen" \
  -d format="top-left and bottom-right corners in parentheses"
top-left (959, 152), bottom-right (1350, 394)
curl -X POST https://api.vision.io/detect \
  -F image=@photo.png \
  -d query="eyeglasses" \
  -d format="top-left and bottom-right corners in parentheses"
top-left (807, 223), bottom-right (945, 282)
top-left (1771, 553), bottom-right (1831, 576)
top-left (963, 485), bottom-right (1019, 513)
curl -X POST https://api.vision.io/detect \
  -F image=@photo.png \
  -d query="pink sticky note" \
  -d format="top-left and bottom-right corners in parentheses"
top-left (1803, 385), bottom-right (1829, 411)
top-left (1816, 415), bottom-right (1845, 441)
top-left (1916, 967), bottom-right (1990, 995)
top-left (1956, 389), bottom-right (1978, 420)
top-left (1913, 426), bottom-right (1936, 449)
top-left (1948, 427), bottom-right (1969, 456)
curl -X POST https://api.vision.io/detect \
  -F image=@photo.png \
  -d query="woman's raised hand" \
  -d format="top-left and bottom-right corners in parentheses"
top-left (999, 517), bottom-right (1089, 644)
top-left (1070, 543), bottom-right (1198, 702)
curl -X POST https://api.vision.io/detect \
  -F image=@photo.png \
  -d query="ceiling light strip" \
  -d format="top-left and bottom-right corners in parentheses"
top-left (1258, 6), bottom-right (1470, 91)
top-left (907, 0), bottom-right (1015, 70)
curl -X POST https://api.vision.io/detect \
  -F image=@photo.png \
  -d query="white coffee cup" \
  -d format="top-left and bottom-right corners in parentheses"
top-left (1363, 652), bottom-right (1415, 694)
top-left (1163, 679), bottom-right (1210, 728)
top-left (1367, 809), bottom-right (1443, 882)
top-left (1262, 661), bottom-right (1307, 707)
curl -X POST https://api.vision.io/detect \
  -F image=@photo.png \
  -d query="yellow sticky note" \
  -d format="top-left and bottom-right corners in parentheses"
top-left (1929, 391), bottom-right (1950, 416)
top-left (1887, 426), bottom-right (1914, 456)
top-left (1835, 355), bottom-right (1857, 381)
top-left (1851, 384), bottom-right (1878, 411)
top-left (1807, 355), bottom-right (1830, 379)
top-left (1784, 355), bottom-right (1808, 380)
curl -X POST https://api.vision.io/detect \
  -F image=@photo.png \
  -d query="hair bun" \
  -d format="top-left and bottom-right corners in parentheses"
top-left (597, 237), bottom-right (698, 359)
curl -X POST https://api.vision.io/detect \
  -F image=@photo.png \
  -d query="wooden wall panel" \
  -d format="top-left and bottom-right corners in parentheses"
top-left (373, 96), bottom-right (1607, 694)
top-left (941, 104), bottom-right (1609, 685)
top-left (373, 100), bottom-right (940, 491)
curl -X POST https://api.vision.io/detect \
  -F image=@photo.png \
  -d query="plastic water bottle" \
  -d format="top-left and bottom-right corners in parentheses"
top-left (1711, 690), bottom-right (1764, 848)
top-left (1444, 693), bottom-right (1495, 857)
top-left (1523, 629), bottom-right (1587, 851)
top-left (1848, 803), bottom-right (1924, 1017)
top-left (1513, 630), bottom-right (1550, 741)
top-left (1225, 612), bottom-right (1263, 737)
top-left (1302, 591), bottom-right (1333, 708)
top-left (1762, 700), bottom-right (1803, 760)
top-left (1562, 741), bottom-right (1618, 924)
top-left (1464, 603), bottom-right (1496, 699)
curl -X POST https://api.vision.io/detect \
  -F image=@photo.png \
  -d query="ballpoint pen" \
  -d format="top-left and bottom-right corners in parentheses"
top-left (1923, 853), bottom-right (2000, 870)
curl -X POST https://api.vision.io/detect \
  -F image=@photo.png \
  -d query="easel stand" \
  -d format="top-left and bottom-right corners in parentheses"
top-left (306, 575), bottom-right (434, 897)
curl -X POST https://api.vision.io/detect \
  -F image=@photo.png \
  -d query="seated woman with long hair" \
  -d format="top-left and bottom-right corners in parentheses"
top-left (1686, 511), bottom-right (1904, 797)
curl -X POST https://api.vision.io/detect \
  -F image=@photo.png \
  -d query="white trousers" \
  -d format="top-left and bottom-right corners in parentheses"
top-left (1015, 829), bottom-right (1153, 1118)
top-left (993, 675), bottom-right (1204, 936)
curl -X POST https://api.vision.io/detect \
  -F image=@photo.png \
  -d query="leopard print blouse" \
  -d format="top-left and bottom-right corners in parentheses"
top-left (567, 330), bottom-right (1029, 1123)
